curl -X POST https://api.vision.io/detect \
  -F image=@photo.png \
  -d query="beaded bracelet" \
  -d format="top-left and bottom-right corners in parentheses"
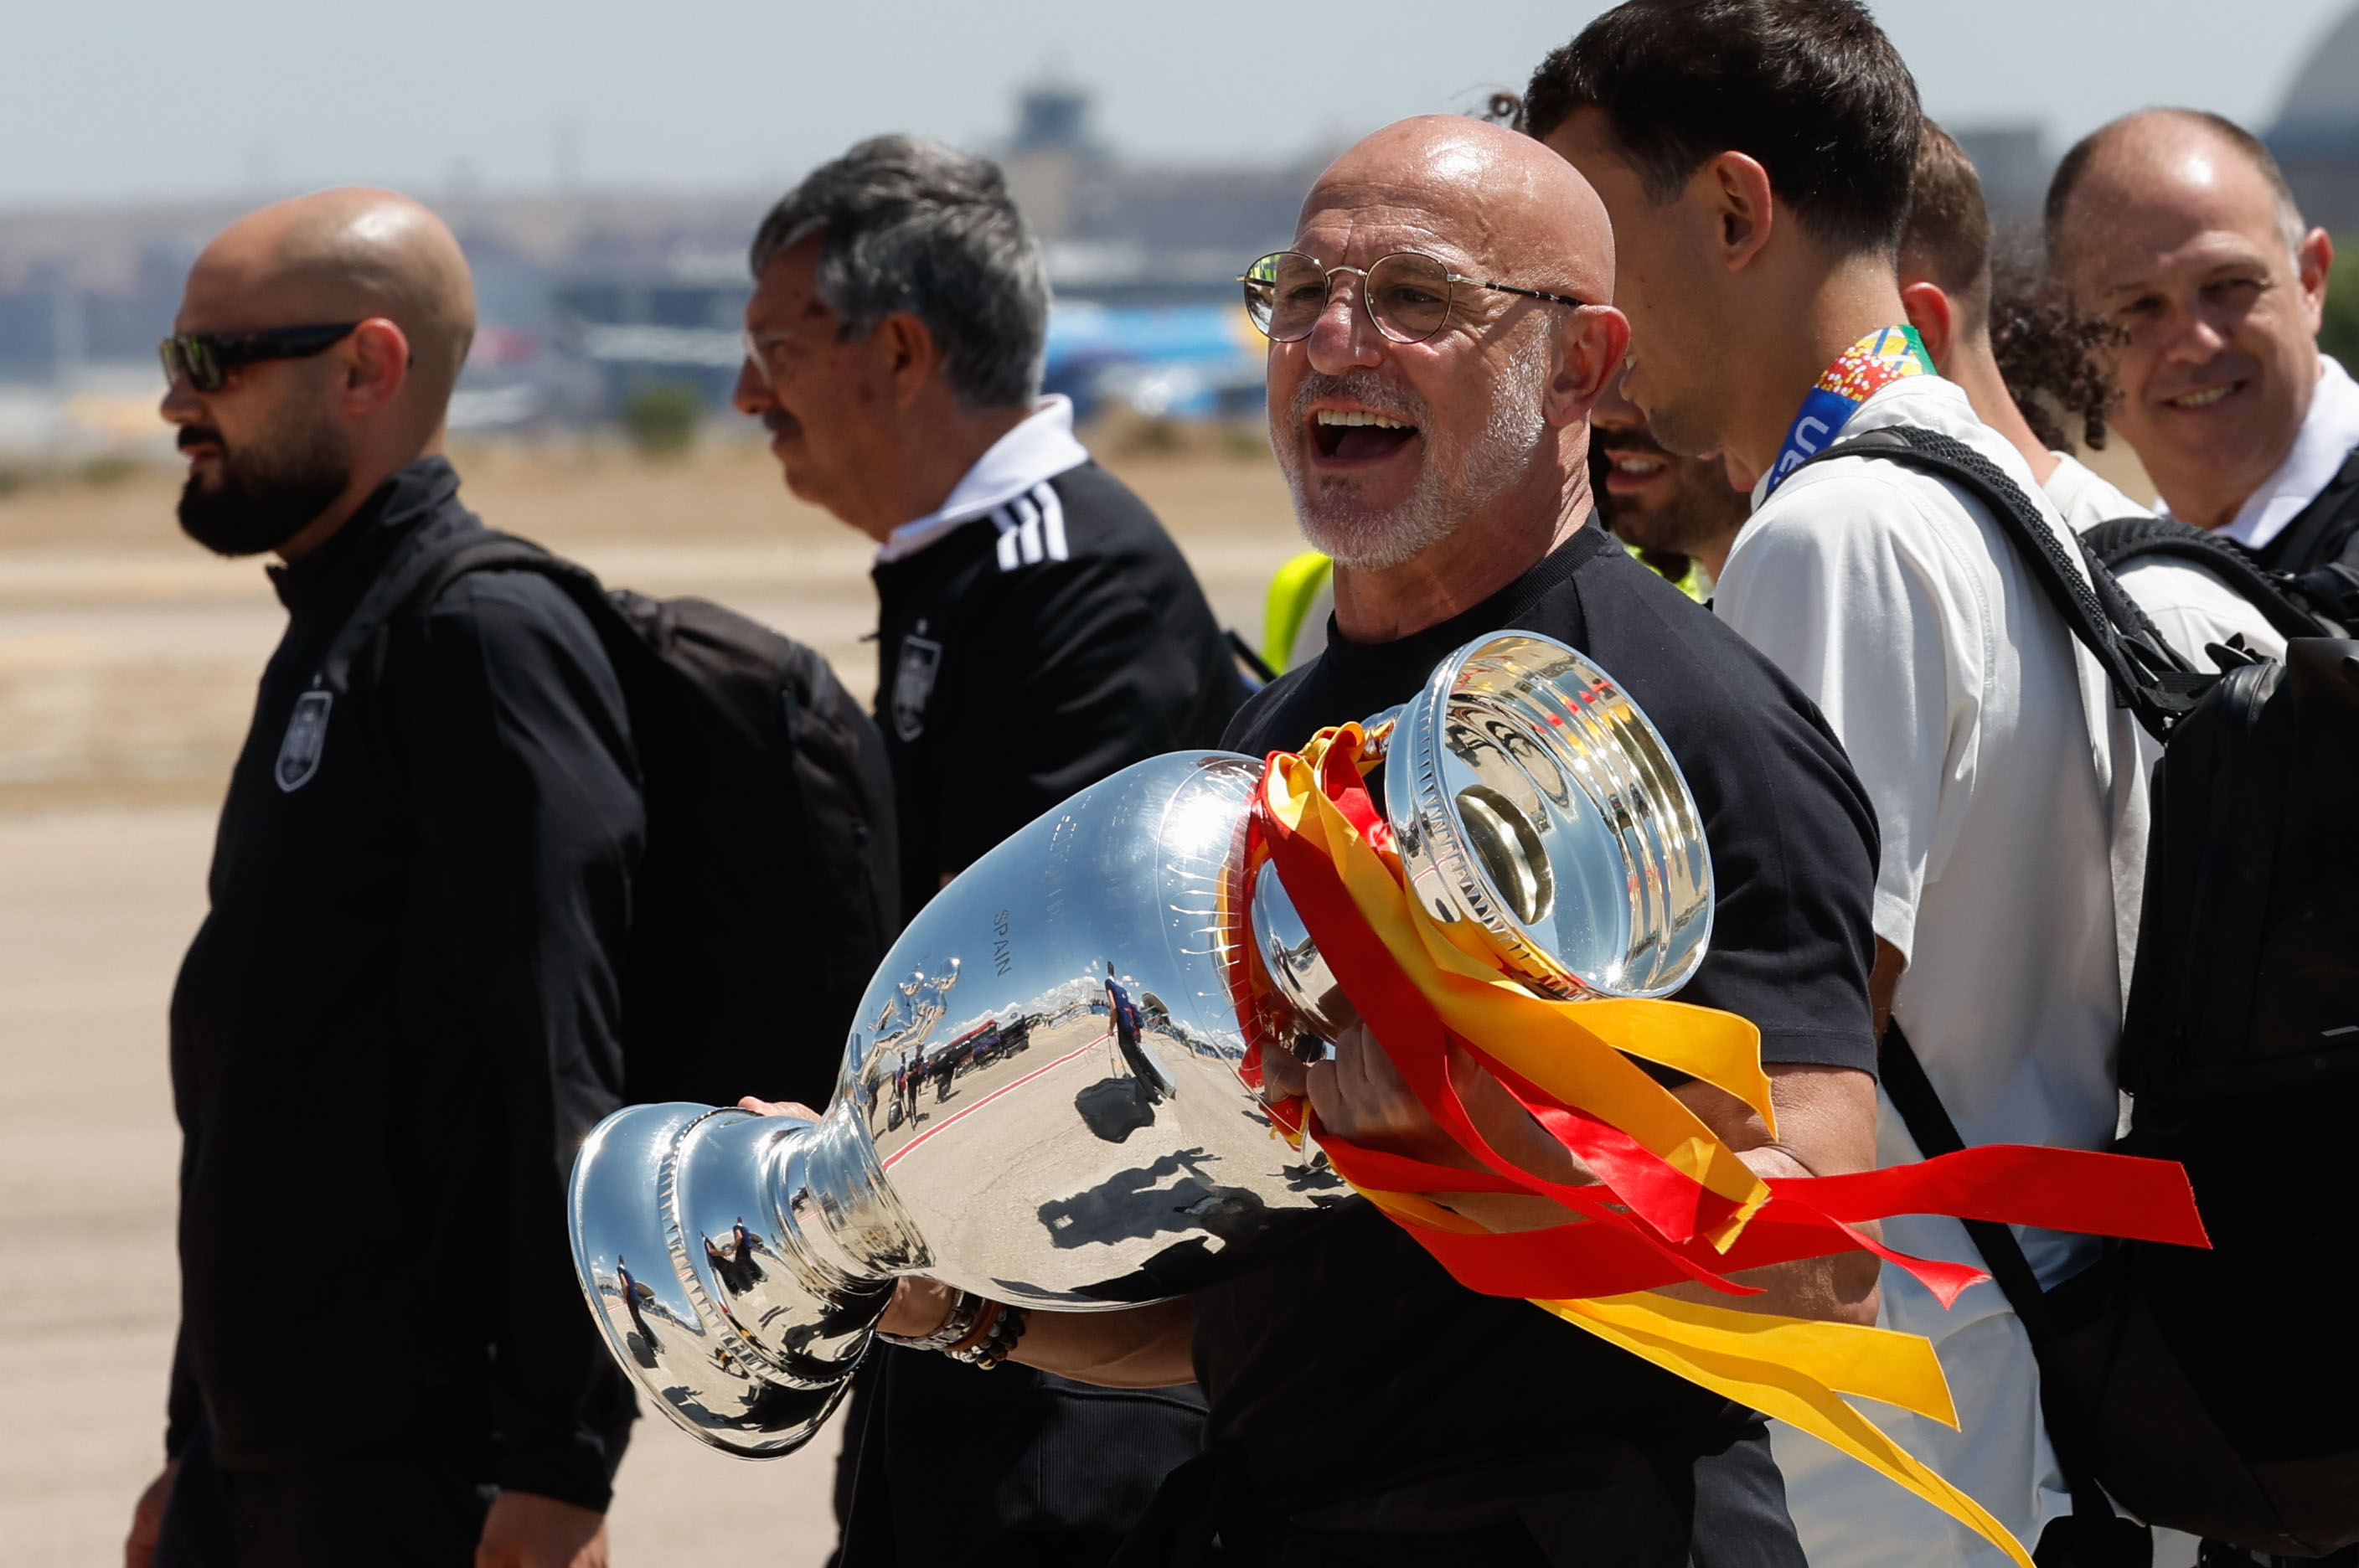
top-left (876, 1288), bottom-right (984, 1352)
top-left (947, 1302), bottom-right (1030, 1370)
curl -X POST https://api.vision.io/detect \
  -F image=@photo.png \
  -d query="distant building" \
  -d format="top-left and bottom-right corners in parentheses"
top-left (0, 81), bottom-right (1315, 442)
top-left (1952, 125), bottom-right (2051, 227)
top-left (999, 80), bottom-right (1324, 307)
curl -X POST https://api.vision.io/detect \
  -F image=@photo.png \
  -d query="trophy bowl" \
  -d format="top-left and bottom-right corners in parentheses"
top-left (567, 632), bottom-right (1712, 1455)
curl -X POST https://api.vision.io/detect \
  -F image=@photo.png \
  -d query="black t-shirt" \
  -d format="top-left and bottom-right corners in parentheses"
top-left (1193, 522), bottom-right (1880, 1529)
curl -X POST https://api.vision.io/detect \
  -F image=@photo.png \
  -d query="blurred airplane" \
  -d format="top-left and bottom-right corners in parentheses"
top-left (1043, 301), bottom-right (1266, 421)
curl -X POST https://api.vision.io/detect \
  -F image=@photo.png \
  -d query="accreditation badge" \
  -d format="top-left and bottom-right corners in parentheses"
top-left (275, 689), bottom-right (333, 792)
top-left (891, 635), bottom-right (942, 742)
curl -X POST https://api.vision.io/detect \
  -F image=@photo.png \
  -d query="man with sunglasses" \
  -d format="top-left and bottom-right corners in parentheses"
top-left (863, 115), bottom-right (1884, 1567)
top-left (730, 136), bottom-right (1243, 1568)
top-left (126, 189), bottom-right (639, 1568)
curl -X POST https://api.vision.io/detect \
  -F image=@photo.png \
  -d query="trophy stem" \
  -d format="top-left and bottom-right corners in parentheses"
top-left (774, 1100), bottom-right (932, 1300)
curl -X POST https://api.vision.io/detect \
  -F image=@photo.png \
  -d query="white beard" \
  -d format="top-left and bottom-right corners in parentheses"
top-left (1275, 324), bottom-right (1553, 572)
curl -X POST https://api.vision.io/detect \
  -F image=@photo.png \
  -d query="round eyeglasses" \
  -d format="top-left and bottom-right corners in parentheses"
top-left (1241, 250), bottom-right (1587, 345)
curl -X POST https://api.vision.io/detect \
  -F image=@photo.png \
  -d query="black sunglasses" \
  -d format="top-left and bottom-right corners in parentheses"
top-left (159, 322), bottom-right (362, 392)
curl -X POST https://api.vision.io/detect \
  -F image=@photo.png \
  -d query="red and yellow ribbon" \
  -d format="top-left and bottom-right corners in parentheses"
top-left (1247, 725), bottom-right (2208, 1565)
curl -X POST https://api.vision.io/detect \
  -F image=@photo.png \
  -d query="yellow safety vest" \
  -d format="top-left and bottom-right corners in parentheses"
top-left (1262, 544), bottom-right (1706, 677)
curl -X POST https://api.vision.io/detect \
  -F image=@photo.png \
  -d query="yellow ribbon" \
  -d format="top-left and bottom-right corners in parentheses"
top-left (1265, 729), bottom-right (2037, 1566)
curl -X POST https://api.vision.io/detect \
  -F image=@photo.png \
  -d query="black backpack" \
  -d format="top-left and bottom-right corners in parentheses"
top-left (1799, 427), bottom-right (2359, 1563)
top-left (323, 516), bottom-right (900, 1113)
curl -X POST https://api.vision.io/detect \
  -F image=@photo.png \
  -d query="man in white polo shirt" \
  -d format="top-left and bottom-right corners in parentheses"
top-left (2047, 109), bottom-right (2359, 591)
top-left (1531, 3), bottom-right (2147, 1562)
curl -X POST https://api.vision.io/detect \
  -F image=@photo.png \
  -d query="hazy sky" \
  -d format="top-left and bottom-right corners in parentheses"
top-left (2, 0), bottom-right (2351, 209)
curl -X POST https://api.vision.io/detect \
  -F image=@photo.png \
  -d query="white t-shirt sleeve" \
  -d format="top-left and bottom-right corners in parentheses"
top-left (1717, 468), bottom-right (1985, 965)
top-left (2110, 559), bottom-right (2290, 665)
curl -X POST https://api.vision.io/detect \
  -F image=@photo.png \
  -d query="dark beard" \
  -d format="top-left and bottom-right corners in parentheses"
top-left (177, 413), bottom-right (351, 558)
top-left (1587, 436), bottom-right (1748, 558)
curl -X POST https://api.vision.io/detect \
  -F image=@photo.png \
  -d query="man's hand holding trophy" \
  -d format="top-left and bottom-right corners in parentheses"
top-left (568, 632), bottom-right (2208, 1567)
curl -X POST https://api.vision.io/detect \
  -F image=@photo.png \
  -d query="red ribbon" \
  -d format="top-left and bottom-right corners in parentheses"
top-left (1251, 748), bottom-right (2212, 1309)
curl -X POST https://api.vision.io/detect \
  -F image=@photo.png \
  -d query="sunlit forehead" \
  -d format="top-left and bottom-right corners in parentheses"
top-left (1296, 193), bottom-right (1471, 271)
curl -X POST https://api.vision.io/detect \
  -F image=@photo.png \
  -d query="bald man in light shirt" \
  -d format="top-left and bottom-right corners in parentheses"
top-left (2047, 109), bottom-right (2359, 588)
top-left (1900, 117), bottom-right (2284, 663)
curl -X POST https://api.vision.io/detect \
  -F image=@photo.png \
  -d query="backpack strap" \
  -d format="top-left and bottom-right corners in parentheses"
top-left (315, 526), bottom-right (596, 694)
top-left (2082, 513), bottom-right (2337, 642)
top-left (1881, 1023), bottom-right (2128, 1544)
top-left (1796, 426), bottom-right (2210, 740)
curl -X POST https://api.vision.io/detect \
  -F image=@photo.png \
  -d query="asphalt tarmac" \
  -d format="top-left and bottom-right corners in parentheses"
top-left (0, 436), bottom-right (1302, 1566)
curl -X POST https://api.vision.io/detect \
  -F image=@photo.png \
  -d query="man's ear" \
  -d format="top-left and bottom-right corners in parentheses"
top-left (1698, 152), bottom-right (1777, 273)
top-left (875, 312), bottom-right (943, 410)
top-left (1545, 304), bottom-right (1634, 429)
top-left (343, 318), bottom-right (410, 415)
top-left (1898, 281), bottom-right (1956, 369)
top-left (2298, 227), bottom-right (2334, 333)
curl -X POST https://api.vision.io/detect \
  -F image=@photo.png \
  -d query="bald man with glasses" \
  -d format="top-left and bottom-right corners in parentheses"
top-left (864, 114), bottom-right (1883, 1568)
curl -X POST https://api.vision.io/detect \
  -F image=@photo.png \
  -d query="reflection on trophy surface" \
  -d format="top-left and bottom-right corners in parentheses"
top-left (567, 631), bottom-right (1712, 1455)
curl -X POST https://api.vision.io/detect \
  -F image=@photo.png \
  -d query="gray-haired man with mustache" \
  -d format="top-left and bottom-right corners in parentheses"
top-left (729, 133), bottom-right (1243, 1568)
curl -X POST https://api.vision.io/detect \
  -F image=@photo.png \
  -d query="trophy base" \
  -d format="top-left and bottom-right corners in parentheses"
top-left (570, 1102), bottom-right (887, 1457)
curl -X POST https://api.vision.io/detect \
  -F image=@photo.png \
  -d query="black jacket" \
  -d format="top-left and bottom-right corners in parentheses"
top-left (2252, 441), bottom-right (2359, 575)
top-left (166, 458), bottom-right (641, 1509)
top-left (844, 457), bottom-right (1247, 1566)
top-left (871, 460), bottom-right (1247, 919)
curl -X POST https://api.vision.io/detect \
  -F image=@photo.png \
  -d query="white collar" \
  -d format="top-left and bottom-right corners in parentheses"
top-left (876, 396), bottom-right (1090, 564)
top-left (2167, 355), bottom-right (2359, 550)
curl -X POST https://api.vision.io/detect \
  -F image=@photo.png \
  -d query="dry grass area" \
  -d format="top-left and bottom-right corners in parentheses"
top-left (0, 439), bottom-right (1304, 1567)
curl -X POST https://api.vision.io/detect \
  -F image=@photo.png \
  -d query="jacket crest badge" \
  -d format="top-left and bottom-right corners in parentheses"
top-left (276, 689), bottom-right (333, 792)
top-left (891, 636), bottom-right (942, 742)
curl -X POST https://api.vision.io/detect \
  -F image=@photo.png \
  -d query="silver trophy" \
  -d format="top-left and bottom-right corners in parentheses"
top-left (567, 632), bottom-right (1712, 1455)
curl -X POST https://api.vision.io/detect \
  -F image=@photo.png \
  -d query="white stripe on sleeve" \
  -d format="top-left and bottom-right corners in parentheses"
top-left (1035, 482), bottom-right (1069, 561)
top-left (993, 507), bottom-right (1022, 572)
top-left (1015, 494), bottom-right (1045, 565)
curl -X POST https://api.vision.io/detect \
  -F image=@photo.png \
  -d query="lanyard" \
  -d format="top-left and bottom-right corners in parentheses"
top-left (1763, 325), bottom-right (1937, 497)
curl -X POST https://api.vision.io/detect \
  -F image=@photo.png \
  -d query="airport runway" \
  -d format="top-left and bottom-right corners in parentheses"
top-left (0, 439), bottom-right (1302, 1565)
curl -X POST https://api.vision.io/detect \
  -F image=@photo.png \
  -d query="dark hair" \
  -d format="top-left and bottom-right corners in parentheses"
top-left (2046, 109), bottom-right (2306, 259)
top-left (750, 135), bottom-right (1047, 410)
top-left (1522, 0), bottom-right (1923, 255)
top-left (1900, 119), bottom-right (1992, 322)
top-left (1989, 239), bottom-right (2122, 451)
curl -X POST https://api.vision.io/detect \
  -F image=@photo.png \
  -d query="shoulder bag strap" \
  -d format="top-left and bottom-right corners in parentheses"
top-left (1797, 426), bottom-right (2209, 740)
top-left (315, 528), bottom-right (586, 695)
top-left (1881, 1022), bottom-right (2121, 1534)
